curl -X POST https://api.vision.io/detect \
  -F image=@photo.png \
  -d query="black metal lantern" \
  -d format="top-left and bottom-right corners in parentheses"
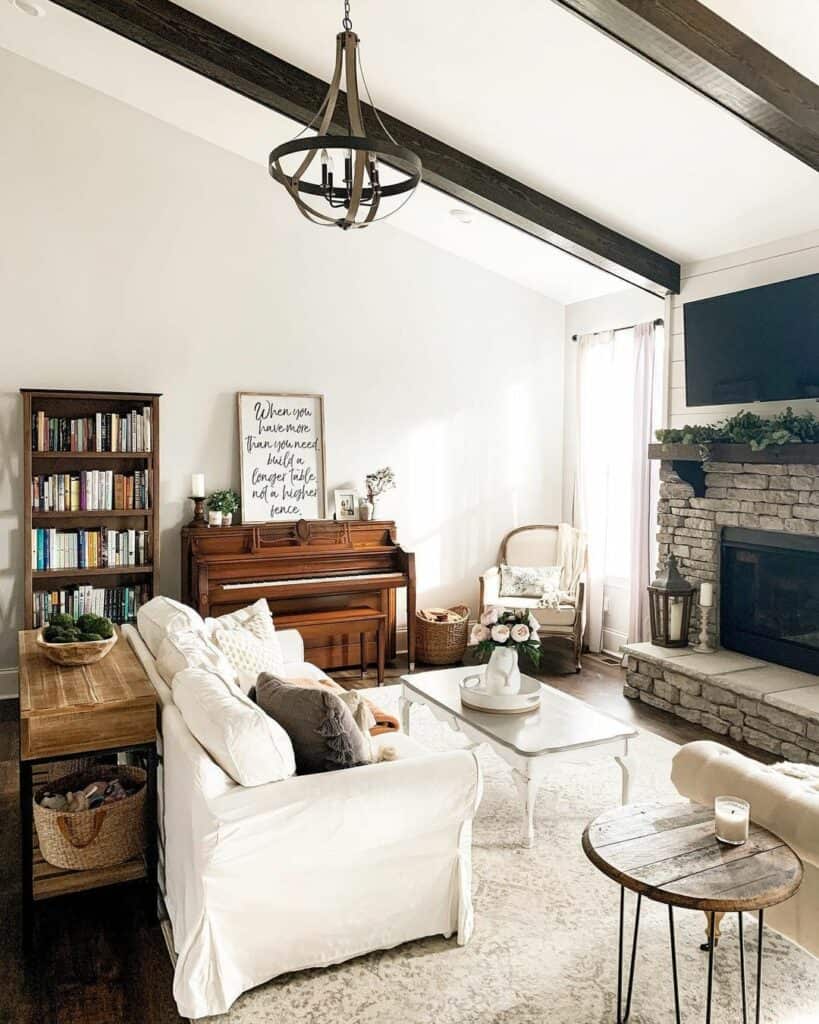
top-left (648, 555), bottom-right (695, 648)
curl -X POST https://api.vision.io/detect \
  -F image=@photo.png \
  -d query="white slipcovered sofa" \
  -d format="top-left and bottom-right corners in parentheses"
top-left (672, 740), bottom-right (819, 958)
top-left (123, 600), bottom-right (482, 1019)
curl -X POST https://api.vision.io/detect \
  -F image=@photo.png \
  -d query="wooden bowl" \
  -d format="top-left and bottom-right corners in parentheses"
top-left (35, 626), bottom-right (118, 666)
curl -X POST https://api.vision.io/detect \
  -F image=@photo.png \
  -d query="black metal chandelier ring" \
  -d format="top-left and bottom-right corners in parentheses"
top-left (269, 135), bottom-right (421, 199)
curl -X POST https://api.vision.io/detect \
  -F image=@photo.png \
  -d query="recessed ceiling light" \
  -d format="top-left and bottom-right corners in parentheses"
top-left (449, 208), bottom-right (473, 225)
top-left (9, 0), bottom-right (45, 16)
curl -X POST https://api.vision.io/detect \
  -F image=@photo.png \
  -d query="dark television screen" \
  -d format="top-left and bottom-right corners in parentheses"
top-left (684, 273), bottom-right (819, 407)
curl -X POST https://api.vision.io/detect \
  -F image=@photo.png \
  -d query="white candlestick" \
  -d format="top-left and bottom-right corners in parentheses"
top-left (715, 796), bottom-right (750, 845)
top-left (191, 473), bottom-right (205, 498)
top-left (700, 582), bottom-right (714, 607)
top-left (668, 600), bottom-right (684, 642)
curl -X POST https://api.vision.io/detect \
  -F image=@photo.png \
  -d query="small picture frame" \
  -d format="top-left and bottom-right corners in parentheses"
top-left (334, 489), bottom-right (358, 521)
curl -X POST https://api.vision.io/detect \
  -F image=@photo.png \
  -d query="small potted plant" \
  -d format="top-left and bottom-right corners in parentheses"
top-left (363, 466), bottom-right (396, 520)
top-left (206, 489), bottom-right (240, 526)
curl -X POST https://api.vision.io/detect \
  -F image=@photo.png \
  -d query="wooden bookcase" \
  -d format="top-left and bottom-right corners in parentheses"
top-left (21, 389), bottom-right (161, 629)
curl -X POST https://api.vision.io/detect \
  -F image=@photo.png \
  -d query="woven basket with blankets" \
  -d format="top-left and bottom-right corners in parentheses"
top-left (415, 605), bottom-right (470, 665)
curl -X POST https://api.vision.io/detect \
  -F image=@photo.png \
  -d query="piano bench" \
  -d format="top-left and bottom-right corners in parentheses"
top-left (273, 607), bottom-right (387, 685)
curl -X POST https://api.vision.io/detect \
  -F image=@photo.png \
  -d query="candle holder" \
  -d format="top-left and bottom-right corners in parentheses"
top-left (187, 495), bottom-right (208, 529)
top-left (693, 603), bottom-right (716, 653)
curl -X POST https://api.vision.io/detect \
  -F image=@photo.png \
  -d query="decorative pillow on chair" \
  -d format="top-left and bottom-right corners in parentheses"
top-left (253, 673), bottom-right (371, 775)
top-left (499, 564), bottom-right (562, 599)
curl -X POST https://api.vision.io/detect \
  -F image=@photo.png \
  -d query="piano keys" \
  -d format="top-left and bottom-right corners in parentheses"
top-left (181, 518), bottom-right (416, 670)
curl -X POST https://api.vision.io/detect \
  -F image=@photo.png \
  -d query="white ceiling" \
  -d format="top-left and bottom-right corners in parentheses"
top-left (2, 0), bottom-right (818, 303)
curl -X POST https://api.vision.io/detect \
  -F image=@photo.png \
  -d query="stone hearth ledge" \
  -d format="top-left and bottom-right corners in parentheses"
top-left (622, 642), bottom-right (819, 763)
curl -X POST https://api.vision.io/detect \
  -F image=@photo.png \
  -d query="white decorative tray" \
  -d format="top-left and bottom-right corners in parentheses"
top-left (459, 674), bottom-right (542, 715)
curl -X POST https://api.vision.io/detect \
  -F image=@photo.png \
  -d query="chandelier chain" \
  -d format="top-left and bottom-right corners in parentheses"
top-left (342, 0), bottom-right (352, 31)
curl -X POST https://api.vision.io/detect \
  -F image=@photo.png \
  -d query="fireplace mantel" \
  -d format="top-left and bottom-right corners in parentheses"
top-left (648, 442), bottom-right (819, 465)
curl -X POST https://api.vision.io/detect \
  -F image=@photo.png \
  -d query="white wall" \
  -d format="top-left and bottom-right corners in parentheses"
top-left (0, 50), bottom-right (565, 684)
top-left (669, 231), bottom-right (819, 427)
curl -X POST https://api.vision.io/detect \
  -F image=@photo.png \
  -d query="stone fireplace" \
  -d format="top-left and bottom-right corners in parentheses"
top-left (622, 452), bottom-right (819, 763)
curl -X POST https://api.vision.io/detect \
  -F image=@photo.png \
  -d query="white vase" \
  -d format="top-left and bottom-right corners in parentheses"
top-left (358, 501), bottom-right (373, 521)
top-left (208, 510), bottom-right (222, 526)
top-left (484, 646), bottom-right (521, 696)
top-left (222, 512), bottom-right (232, 526)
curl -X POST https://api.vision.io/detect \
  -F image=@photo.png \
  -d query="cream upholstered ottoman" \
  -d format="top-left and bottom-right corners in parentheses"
top-left (672, 740), bottom-right (819, 958)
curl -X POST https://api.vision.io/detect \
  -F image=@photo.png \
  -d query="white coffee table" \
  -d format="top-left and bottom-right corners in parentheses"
top-left (400, 666), bottom-right (637, 848)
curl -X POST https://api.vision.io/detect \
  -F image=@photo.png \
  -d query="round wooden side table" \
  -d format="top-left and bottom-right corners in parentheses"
top-left (582, 801), bottom-right (803, 1024)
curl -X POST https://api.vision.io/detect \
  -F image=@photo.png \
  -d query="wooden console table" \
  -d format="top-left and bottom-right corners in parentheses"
top-left (18, 629), bottom-right (158, 950)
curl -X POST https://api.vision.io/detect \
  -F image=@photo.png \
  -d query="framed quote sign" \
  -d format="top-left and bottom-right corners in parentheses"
top-left (237, 392), bottom-right (326, 522)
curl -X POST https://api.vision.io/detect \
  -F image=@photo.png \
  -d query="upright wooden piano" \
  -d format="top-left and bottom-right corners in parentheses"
top-left (181, 519), bottom-right (415, 670)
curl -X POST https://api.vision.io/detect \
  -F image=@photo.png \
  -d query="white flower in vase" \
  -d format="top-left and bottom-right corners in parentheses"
top-left (480, 607), bottom-right (499, 626)
top-left (510, 623), bottom-right (530, 643)
top-left (490, 624), bottom-right (511, 643)
top-left (470, 624), bottom-right (490, 644)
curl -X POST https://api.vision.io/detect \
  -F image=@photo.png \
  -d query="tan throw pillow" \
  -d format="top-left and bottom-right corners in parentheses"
top-left (212, 625), bottom-right (285, 694)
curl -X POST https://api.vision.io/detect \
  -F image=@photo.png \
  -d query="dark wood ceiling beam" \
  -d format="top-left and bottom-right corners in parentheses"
top-left (552, 0), bottom-right (819, 172)
top-left (48, 0), bottom-right (679, 296)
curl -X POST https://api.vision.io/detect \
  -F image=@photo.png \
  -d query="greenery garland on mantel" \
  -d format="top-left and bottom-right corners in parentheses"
top-left (655, 408), bottom-right (819, 457)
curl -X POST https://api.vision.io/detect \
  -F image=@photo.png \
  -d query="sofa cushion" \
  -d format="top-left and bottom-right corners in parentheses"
top-left (156, 627), bottom-right (237, 687)
top-left (212, 624), bottom-right (287, 693)
top-left (137, 596), bottom-right (206, 658)
top-left (253, 673), bottom-right (370, 775)
top-left (172, 667), bottom-right (296, 786)
top-left (499, 564), bottom-right (561, 598)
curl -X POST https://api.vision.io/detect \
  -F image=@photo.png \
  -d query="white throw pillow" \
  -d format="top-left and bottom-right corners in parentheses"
top-left (137, 596), bottom-right (206, 658)
top-left (499, 564), bottom-right (562, 599)
top-left (206, 598), bottom-right (280, 644)
top-left (172, 667), bottom-right (295, 786)
top-left (156, 627), bottom-right (237, 687)
top-left (211, 625), bottom-right (285, 694)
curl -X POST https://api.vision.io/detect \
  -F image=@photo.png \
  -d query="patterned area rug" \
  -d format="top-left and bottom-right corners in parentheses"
top-left (202, 685), bottom-right (819, 1023)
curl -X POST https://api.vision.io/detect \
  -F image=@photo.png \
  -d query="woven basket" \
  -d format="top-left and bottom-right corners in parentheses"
top-left (35, 626), bottom-right (117, 666)
top-left (34, 765), bottom-right (146, 871)
top-left (416, 605), bottom-right (470, 665)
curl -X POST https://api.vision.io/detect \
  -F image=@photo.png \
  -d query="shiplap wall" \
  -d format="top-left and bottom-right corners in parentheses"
top-left (669, 230), bottom-right (819, 427)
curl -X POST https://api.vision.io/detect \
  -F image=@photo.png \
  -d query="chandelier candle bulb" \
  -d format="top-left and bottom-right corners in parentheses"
top-left (700, 582), bottom-right (714, 607)
top-left (715, 796), bottom-right (750, 845)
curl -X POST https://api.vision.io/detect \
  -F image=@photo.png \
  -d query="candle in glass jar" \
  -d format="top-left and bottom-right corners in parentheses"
top-left (715, 796), bottom-right (750, 845)
top-left (700, 582), bottom-right (714, 607)
top-left (191, 473), bottom-right (205, 498)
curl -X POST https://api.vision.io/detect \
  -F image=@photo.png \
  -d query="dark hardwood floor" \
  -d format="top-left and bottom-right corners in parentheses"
top-left (0, 647), bottom-right (769, 1024)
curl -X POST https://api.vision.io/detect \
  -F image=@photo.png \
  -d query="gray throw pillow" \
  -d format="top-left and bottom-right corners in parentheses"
top-left (252, 673), bottom-right (371, 775)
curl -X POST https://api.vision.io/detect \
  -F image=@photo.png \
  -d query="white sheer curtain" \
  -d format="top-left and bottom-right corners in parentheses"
top-left (574, 322), bottom-right (658, 651)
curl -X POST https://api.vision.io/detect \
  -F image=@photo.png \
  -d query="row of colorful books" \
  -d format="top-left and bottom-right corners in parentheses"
top-left (31, 470), bottom-right (150, 512)
top-left (32, 583), bottom-right (151, 627)
top-left (32, 407), bottom-right (152, 452)
top-left (31, 528), bottom-right (150, 571)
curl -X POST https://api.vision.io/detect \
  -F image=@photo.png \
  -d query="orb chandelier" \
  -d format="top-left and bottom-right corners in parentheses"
top-left (269, 0), bottom-right (422, 230)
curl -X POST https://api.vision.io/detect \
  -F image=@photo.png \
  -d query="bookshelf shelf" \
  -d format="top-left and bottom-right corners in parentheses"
top-left (32, 509), bottom-right (153, 520)
top-left (31, 451), bottom-right (153, 461)
top-left (32, 566), bottom-right (154, 580)
top-left (22, 389), bottom-right (161, 628)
